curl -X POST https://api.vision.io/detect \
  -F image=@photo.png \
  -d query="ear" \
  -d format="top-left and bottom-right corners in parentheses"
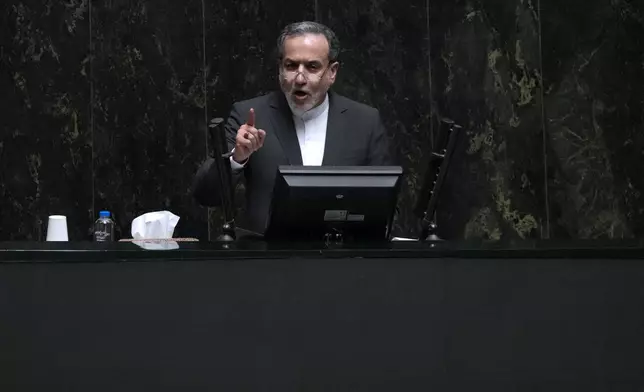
top-left (328, 61), bottom-right (340, 83)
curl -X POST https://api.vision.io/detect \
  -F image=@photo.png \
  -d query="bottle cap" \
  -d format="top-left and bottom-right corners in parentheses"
top-left (99, 211), bottom-right (111, 218)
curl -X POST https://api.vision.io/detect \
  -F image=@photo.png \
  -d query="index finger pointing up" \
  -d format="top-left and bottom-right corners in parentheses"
top-left (246, 108), bottom-right (255, 127)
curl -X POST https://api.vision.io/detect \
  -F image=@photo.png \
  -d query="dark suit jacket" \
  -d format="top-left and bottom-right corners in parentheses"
top-left (193, 90), bottom-right (394, 234)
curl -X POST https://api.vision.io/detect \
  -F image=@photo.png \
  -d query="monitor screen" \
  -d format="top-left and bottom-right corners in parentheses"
top-left (264, 166), bottom-right (403, 242)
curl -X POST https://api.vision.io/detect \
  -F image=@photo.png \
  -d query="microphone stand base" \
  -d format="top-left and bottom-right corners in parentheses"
top-left (216, 222), bottom-right (236, 242)
top-left (421, 220), bottom-right (444, 242)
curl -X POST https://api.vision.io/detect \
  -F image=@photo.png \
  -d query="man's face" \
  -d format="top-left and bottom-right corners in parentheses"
top-left (279, 33), bottom-right (338, 113)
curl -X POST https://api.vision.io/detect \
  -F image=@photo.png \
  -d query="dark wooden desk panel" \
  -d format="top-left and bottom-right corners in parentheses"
top-left (0, 241), bottom-right (643, 391)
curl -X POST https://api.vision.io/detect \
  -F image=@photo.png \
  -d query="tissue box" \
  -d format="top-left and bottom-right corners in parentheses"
top-left (130, 210), bottom-right (180, 240)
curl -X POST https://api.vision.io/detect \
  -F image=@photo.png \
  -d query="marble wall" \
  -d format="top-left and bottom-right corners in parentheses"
top-left (541, 0), bottom-right (644, 239)
top-left (429, 0), bottom-right (546, 240)
top-left (1, 0), bottom-right (642, 241)
top-left (1, 0), bottom-right (92, 241)
top-left (92, 0), bottom-right (208, 240)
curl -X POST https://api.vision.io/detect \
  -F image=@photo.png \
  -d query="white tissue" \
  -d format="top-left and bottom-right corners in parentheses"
top-left (131, 210), bottom-right (180, 240)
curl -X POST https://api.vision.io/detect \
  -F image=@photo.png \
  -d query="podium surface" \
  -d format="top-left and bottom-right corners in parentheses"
top-left (1, 239), bottom-right (643, 391)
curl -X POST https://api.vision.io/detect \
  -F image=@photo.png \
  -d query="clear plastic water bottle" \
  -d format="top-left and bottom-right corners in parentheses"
top-left (93, 210), bottom-right (115, 242)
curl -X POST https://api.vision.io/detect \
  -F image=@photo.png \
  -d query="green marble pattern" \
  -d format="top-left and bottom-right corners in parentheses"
top-left (541, 0), bottom-right (644, 239)
top-left (429, 0), bottom-right (546, 240)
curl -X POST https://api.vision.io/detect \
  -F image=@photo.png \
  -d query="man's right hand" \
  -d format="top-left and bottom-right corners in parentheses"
top-left (232, 108), bottom-right (266, 164)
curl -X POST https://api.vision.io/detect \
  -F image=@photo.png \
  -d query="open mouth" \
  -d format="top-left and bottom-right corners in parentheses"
top-left (293, 90), bottom-right (309, 100)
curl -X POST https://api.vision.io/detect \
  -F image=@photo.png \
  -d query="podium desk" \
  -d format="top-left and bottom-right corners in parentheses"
top-left (1, 240), bottom-right (643, 391)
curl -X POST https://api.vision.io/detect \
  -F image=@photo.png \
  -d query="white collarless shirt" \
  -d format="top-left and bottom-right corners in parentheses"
top-left (292, 94), bottom-right (329, 166)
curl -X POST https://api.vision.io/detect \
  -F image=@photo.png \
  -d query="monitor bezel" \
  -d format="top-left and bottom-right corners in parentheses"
top-left (264, 165), bottom-right (403, 242)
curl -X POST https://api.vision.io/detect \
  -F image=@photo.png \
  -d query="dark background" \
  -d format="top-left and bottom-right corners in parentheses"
top-left (1, 0), bottom-right (642, 241)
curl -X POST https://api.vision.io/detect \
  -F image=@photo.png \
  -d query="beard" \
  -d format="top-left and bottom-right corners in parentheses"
top-left (281, 83), bottom-right (325, 117)
top-left (285, 96), bottom-right (312, 117)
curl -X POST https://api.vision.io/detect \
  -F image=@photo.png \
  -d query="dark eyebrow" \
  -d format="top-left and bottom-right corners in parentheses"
top-left (283, 59), bottom-right (324, 66)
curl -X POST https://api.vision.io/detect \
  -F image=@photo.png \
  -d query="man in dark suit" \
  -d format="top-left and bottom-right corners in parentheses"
top-left (193, 21), bottom-right (394, 235)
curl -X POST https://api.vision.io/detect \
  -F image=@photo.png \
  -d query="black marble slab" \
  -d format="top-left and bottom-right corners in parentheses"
top-left (91, 0), bottom-right (209, 241)
top-left (3, 0), bottom-right (643, 244)
top-left (541, 0), bottom-right (644, 239)
top-left (0, 0), bottom-right (92, 241)
top-left (202, 0), bottom-right (316, 240)
top-left (428, 0), bottom-right (547, 241)
top-left (317, 0), bottom-right (432, 238)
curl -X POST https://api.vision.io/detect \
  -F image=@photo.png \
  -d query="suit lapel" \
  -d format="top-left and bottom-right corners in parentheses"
top-left (268, 92), bottom-right (303, 165)
top-left (322, 91), bottom-right (348, 165)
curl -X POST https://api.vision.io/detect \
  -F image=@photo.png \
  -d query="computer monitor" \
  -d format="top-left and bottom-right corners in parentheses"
top-left (264, 165), bottom-right (403, 242)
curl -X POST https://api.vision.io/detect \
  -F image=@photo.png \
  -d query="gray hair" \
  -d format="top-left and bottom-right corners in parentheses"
top-left (276, 21), bottom-right (340, 63)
